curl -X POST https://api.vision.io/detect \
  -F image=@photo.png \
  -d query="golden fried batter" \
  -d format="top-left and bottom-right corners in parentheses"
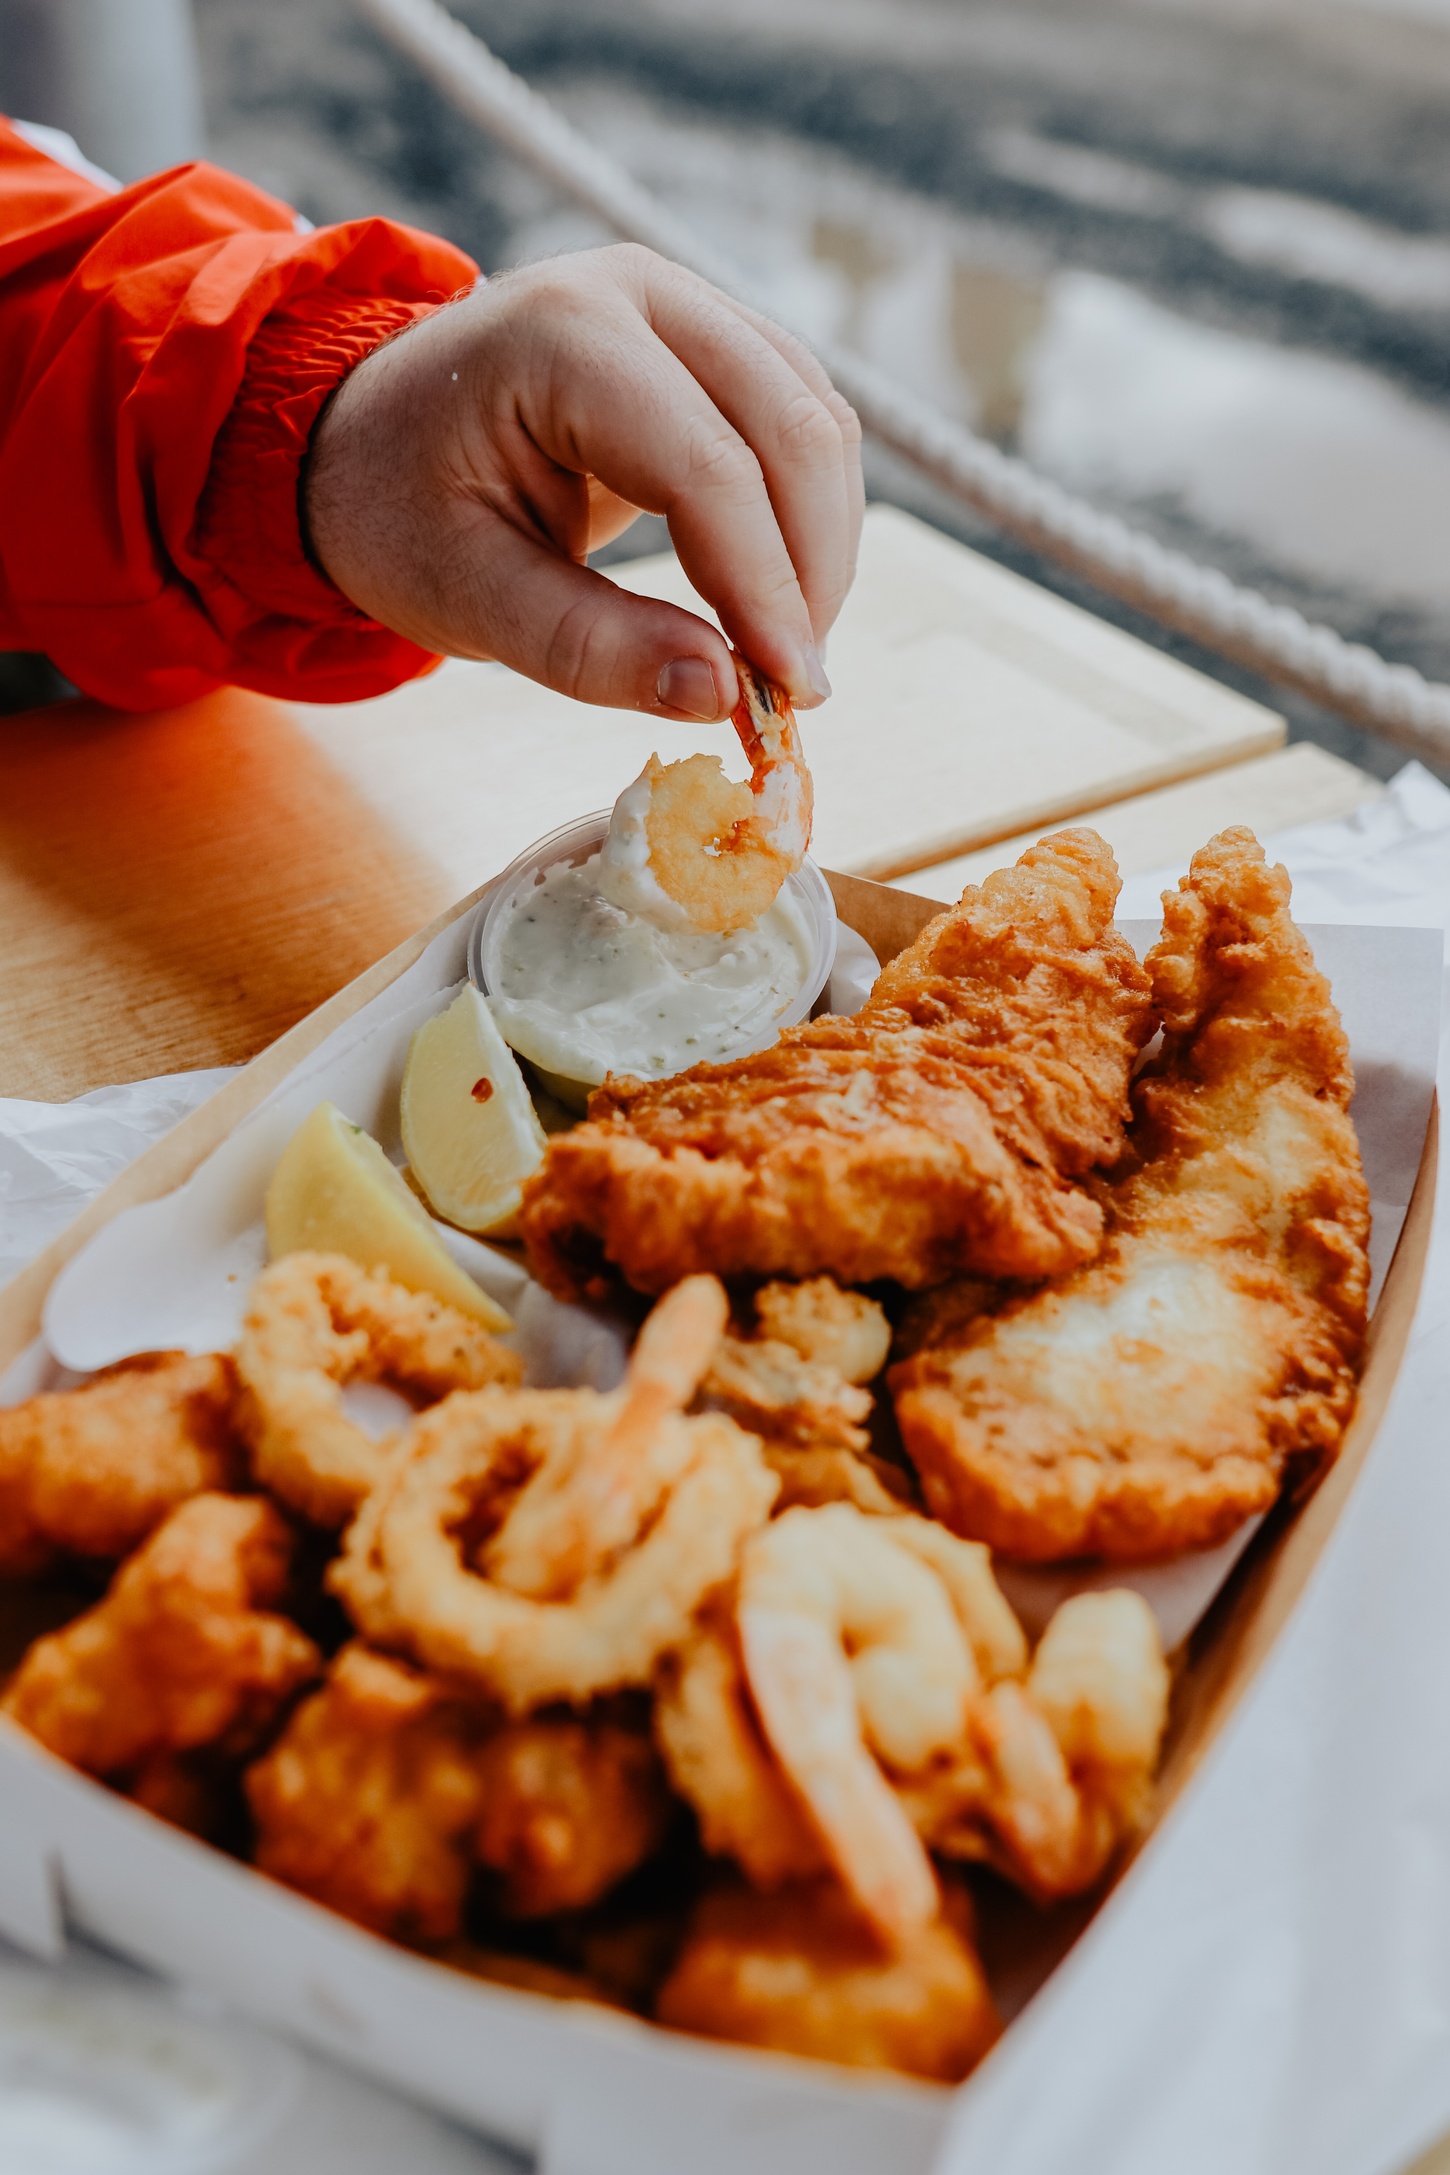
top-left (897, 1590), bottom-right (1169, 1900)
top-left (700, 1280), bottom-right (903, 1510)
top-left (330, 1380), bottom-right (776, 1714)
top-left (894, 829), bottom-right (1371, 1561)
top-left (656, 1881), bottom-right (1000, 2081)
top-left (0, 1352), bottom-right (241, 1575)
top-left (753, 1279), bottom-right (892, 1384)
top-left (474, 1715), bottom-right (671, 1917)
top-left (246, 1635), bottom-right (491, 1948)
top-left (249, 1648), bottom-right (670, 1941)
top-left (654, 1613), bottom-right (825, 1890)
top-left (761, 1443), bottom-right (915, 1516)
top-left (2, 1494), bottom-right (319, 1776)
top-left (521, 832), bottom-right (1156, 1298)
top-left (704, 1333), bottom-right (874, 1453)
top-left (248, 1643), bottom-right (490, 1943)
top-left (236, 1252), bottom-right (522, 1528)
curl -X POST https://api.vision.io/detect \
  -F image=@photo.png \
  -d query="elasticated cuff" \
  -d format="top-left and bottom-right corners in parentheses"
top-left (191, 287), bottom-right (434, 626)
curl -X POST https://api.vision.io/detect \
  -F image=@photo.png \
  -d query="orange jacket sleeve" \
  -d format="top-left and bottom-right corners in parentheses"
top-left (0, 119), bottom-right (479, 709)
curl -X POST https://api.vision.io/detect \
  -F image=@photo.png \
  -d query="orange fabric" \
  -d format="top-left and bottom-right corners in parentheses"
top-left (0, 119), bottom-right (478, 709)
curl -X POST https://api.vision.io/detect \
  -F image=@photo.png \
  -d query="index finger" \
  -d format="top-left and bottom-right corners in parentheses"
top-left (524, 264), bottom-right (838, 705)
top-left (636, 259), bottom-right (863, 650)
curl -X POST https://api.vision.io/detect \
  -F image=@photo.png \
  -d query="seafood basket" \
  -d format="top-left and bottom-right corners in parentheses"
top-left (0, 863), bottom-right (1438, 2175)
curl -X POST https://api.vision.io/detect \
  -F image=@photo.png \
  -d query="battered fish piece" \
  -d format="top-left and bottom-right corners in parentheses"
top-left (2, 1494), bottom-right (320, 1776)
top-left (474, 1714), bottom-right (671, 1917)
top-left (248, 1647), bottom-right (670, 1941)
top-left (656, 1880), bottom-right (1000, 2082)
top-left (0, 1352), bottom-right (241, 1575)
top-left (247, 1643), bottom-right (491, 1944)
top-left (894, 829), bottom-right (1371, 1562)
top-left (521, 831), bottom-right (1156, 1297)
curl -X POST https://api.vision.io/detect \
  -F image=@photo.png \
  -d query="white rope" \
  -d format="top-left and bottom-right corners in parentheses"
top-left (358, 0), bottom-right (1450, 764)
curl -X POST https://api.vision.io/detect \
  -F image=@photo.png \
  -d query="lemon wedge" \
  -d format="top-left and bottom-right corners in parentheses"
top-left (400, 985), bottom-right (548, 1239)
top-left (265, 1099), bottom-right (512, 1332)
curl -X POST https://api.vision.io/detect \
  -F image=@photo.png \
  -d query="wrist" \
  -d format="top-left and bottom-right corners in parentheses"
top-left (193, 288), bottom-right (437, 624)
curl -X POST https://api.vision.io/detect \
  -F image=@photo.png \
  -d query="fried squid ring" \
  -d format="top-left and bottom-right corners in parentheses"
top-left (332, 1386), bottom-right (777, 1714)
top-left (235, 1251), bottom-right (521, 1527)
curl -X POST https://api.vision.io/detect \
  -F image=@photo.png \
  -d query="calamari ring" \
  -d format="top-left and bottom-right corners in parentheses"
top-left (235, 1251), bottom-right (521, 1527)
top-left (331, 1383), bottom-right (777, 1713)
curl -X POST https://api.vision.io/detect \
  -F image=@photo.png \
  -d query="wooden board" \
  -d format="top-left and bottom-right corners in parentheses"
top-left (0, 688), bottom-right (456, 1101)
top-left (0, 504), bottom-right (1295, 1101)
top-left (892, 742), bottom-right (1381, 900)
top-left (615, 507), bottom-right (1287, 879)
top-left (285, 506), bottom-right (1287, 899)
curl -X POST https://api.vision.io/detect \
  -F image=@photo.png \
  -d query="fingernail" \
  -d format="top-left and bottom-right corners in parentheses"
top-left (656, 657), bottom-right (722, 720)
top-left (803, 643), bottom-right (832, 702)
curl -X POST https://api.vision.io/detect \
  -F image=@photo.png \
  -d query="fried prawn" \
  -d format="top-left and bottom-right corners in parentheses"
top-left (657, 1880), bottom-right (1000, 2082)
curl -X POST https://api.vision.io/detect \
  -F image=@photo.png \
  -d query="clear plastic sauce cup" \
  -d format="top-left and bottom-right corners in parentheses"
top-left (469, 810), bottom-right (838, 1112)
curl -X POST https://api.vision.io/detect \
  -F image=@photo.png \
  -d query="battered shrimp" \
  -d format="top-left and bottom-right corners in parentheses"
top-left (600, 662), bottom-right (813, 934)
top-left (701, 1278), bottom-right (900, 1510)
top-left (736, 1505), bottom-right (974, 1941)
top-left (982, 1589), bottom-right (1170, 1895)
top-left (734, 1507), bottom-right (1164, 1925)
top-left (654, 1611), bottom-right (826, 1889)
top-left (657, 1878), bottom-right (1001, 2082)
top-left (901, 1590), bottom-right (1170, 1900)
top-left (753, 1279), bottom-right (892, 1385)
top-left (482, 1276), bottom-right (729, 1601)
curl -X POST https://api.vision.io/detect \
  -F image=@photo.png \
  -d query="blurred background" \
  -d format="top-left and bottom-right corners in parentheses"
top-left (5, 0), bottom-right (1450, 778)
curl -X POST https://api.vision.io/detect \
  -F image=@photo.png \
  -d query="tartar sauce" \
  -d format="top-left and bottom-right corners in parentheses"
top-left (486, 852), bottom-right (815, 1086)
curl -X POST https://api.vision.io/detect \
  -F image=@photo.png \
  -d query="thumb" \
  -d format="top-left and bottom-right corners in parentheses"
top-left (462, 529), bottom-right (738, 722)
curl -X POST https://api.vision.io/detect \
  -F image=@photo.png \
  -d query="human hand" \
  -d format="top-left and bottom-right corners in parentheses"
top-left (304, 246), bottom-right (862, 722)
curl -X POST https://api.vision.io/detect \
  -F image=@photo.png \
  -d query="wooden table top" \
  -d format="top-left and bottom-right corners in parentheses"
top-left (0, 505), bottom-right (1372, 1104)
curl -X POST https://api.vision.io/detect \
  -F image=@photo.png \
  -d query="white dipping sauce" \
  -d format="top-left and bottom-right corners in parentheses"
top-left (487, 851), bottom-right (814, 1086)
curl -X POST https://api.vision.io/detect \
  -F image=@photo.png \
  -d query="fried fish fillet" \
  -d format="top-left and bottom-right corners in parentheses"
top-left (248, 1644), bottom-right (670, 1941)
top-left (656, 1879), bottom-right (1000, 2082)
top-left (247, 1643), bottom-right (492, 1943)
top-left (0, 1351), bottom-right (242, 1575)
top-left (521, 830), bottom-right (1156, 1298)
top-left (2, 1493), bottom-right (320, 1775)
top-left (892, 828), bottom-right (1371, 1562)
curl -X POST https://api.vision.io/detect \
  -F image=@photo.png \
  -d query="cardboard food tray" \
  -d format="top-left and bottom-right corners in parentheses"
top-left (0, 868), bottom-right (1438, 2175)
